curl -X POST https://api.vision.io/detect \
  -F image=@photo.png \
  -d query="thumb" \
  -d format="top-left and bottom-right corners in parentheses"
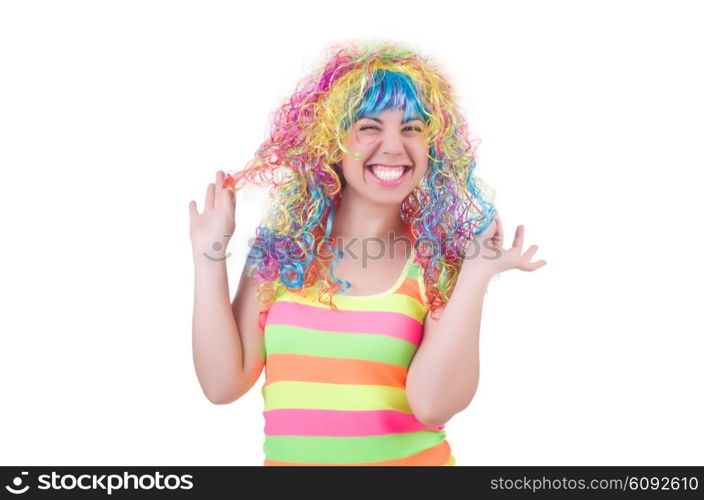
top-left (491, 216), bottom-right (503, 248)
top-left (477, 218), bottom-right (497, 240)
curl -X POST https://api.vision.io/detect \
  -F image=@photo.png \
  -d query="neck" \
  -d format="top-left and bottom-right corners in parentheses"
top-left (330, 188), bottom-right (409, 247)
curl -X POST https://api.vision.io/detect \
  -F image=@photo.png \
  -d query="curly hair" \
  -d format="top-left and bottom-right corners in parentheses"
top-left (227, 40), bottom-right (496, 325)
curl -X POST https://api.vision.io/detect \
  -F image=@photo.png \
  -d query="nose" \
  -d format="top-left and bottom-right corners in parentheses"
top-left (378, 129), bottom-right (407, 158)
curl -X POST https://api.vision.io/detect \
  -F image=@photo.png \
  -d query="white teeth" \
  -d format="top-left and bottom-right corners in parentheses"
top-left (369, 165), bottom-right (406, 181)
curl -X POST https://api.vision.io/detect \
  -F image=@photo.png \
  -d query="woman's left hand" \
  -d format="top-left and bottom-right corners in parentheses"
top-left (465, 215), bottom-right (547, 277)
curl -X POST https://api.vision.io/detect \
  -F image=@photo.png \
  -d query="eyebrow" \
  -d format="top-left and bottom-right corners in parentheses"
top-left (360, 115), bottom-right (424, 125)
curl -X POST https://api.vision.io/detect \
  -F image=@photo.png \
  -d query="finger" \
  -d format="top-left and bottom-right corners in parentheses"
top-left (476, 218), bottom-right (494, 239)
top-left (526, 259), bottom-right (547, 271)
top-left (205, 183), bottom-right (215, 211)
top-left (188, 200), bottom-right (198, 218)
top-left (523, 244), bottom-right (538, 260)
top-left (493, 216), bottom-right (504, 248)
top-left (225, 180), bottom-right (236, 208)
top-left (482, 219), bottom-right (497, 239)
top-left (512, 224), bottom-right (525, 250)
top-left (214, 170), bottom-right (223, 208)
top-left (220, 172), bottom-right (236, 207)
top-left (223, 170), bottom-right (236, 190)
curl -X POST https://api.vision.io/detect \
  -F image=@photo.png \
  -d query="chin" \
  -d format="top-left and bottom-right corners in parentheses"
top-left (356, 185), bottom-right (414, 206)
top-left (372, 194), bottom-right (409, 206)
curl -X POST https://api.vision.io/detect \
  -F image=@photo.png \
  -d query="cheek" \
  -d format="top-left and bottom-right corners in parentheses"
top-left (340, 157), bottom-right (357, 173)
top-left (414, 167), bottom-right (428, 185)
top-left (339, 159), bottom-right (362, 185)
top-left (414, 150), bottom-right (430, 172)
top-left (340, 148), bottom-right (369, 172)
top-left (413, 152), bottom-right (430, 182)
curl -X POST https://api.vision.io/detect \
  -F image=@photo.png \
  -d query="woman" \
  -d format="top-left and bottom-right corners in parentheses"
top-left (189, 40), bottom-right (546, 465)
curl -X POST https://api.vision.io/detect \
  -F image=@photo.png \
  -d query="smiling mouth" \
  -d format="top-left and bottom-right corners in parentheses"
top-left (364, 164), bottom-right (412, 185)
top-left (364, 164), bottom-right (412, 181)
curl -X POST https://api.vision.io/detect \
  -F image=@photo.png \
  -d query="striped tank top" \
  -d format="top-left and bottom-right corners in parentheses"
top-left (261, 248), bottom-right (456, 466)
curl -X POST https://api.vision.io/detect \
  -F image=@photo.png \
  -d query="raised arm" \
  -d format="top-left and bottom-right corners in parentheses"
top-left (189, 170), bottom-right (265, 404)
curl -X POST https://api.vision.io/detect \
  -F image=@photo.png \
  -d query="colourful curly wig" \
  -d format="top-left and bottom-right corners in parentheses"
top-left (227, 40), bottom-right (496, 323)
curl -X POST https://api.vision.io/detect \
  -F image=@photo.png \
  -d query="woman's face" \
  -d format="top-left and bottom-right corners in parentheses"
top-left (340, 108), bottom-right (429, 205)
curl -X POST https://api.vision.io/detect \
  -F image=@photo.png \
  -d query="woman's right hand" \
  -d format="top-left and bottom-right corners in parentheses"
top-left (188, 170), bottom-right (236, 259)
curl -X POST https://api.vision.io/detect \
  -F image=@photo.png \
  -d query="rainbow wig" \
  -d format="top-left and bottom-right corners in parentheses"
top-left (228, 40), bottom-right (496, 323)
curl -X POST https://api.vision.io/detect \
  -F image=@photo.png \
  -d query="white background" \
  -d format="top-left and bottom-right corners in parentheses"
top-left (1, 0), bottom-right (702, 466)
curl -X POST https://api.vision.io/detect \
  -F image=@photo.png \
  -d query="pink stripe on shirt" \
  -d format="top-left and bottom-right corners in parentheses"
top-left (266, 301), bottom-right (423, 345)
top-left (264, 408), bottom-right (445, 436)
